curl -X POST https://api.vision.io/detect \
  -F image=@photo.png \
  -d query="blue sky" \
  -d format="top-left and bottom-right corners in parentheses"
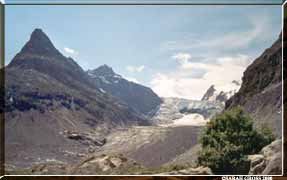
top-left (6, 5), bottom-right (282, 99)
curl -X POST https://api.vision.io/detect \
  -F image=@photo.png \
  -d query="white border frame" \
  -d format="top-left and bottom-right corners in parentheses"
top-left (2, 1), bottom-right (285, 177)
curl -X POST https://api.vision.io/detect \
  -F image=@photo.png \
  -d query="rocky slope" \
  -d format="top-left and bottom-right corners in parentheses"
top-left (226, 34), bottom-right (282, 136)
top-left (4, 29), bottom-right (150, 168)
top-left (152, 97), bottom-right (223, 126)
top-left (87, 65), bottom-right (162, 116)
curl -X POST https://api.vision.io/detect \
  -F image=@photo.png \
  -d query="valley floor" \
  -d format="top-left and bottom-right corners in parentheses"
top-left (5, 125), bottom-right (204, 175)
top-left (97, 125), bottom-right (203, 167)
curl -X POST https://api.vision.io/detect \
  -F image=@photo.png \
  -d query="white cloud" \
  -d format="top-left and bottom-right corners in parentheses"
top-left (126, 65), bottom-right (145, 73)
top-left (172, 53), bottom-right (191, 61)
top-left (64, 47), bottom-right (78, 55)
top-left (0, 0), bottom-right (5, 4)
top-left (161, 14), bottom-right (271, 51)
top-left (150, 53), bottom-right (250, 100)
top-left (216, 54), bottom-right (251, 67)
top-left (196, 16), bottom-right (267, 50)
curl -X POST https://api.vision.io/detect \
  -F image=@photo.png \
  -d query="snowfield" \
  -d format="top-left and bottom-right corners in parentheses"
top-left (172, 114), bottom-right (208, 126)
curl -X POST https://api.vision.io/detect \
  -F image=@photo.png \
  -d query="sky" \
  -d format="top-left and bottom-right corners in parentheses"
top-left (6, 5), bottom-right (282, 100)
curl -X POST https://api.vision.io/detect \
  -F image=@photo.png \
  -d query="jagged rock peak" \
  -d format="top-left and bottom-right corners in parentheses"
top-left (201, 81), bottom-right (241, 103)
top-left (232, 80), bottom-right (241, 86)
top-left (19, 28), bottom-right (61, 56)
top-left (31, 28), bottom-right (50, 41)
top-left (201, 85), bottom-right (216, 101)
top-left (88, 64), bottom-right (117, 77)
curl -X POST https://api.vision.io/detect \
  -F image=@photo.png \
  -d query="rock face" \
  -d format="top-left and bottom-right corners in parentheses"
top-left (201, 81), bottom-right (241, 104)
top-left (4, 29), bottom-right (150, 168)
top-left (248, 139), bottom-right (282, 175)
top-left (152, 97), bottom-right (223, 126)
top-left (87, 65), bottom-right (162, 116)
top-left (226, 35), bottom-right (282, 136)
top-left (201, 85), bottom-right (217, 101)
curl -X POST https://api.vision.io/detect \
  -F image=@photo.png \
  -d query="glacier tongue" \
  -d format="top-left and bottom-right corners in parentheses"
top-left (152, 97), bottom-right (224, 127)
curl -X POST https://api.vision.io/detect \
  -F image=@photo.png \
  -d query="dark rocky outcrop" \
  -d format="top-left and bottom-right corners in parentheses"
top-left (201, 85), bottom-right (217, 101)
top-left (64, 131), bottom-right (106, 147)
top-left (87, 65), bottom-right (162, 116)
top-left (226, 34), bottom-right (282, 136)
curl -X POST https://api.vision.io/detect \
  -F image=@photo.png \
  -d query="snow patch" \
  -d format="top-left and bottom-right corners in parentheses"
top-left (99, 88), bottom-right (106, 93)
top-left (87, 71), bottom-right (97, 78)
top-left (99, 76), bottom-right (111, 84)
top-left (113, 74), bottom-right (122, 78)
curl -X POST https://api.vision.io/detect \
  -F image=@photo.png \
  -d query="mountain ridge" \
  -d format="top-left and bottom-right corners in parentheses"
top-left (87, 65), bottom-right (162, 116)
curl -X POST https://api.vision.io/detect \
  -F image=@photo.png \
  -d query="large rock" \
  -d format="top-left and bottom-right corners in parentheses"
top-left (248, 139), bottom-right (282, 175)
top-left (70, 154), bottom-right (141, 175)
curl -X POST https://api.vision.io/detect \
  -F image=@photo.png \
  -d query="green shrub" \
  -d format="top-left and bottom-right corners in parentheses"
top-left (198, 106), bottom-right (275, 175)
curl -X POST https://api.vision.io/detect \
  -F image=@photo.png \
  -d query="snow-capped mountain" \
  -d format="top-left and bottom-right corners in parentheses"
top-left (152, 97), bottom-right (224, 126)
top-left (201, 80), bottom-right (241, 104)
top-left (87, 65), bottom-right (162, 116)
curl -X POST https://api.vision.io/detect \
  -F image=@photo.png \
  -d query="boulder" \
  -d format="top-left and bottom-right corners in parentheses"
top-left (64, 131), bottom-right (106, 147)
top-left (248, 139), bottom-right (282, 175)
top-left (70, 154), bottom-right (140, 175)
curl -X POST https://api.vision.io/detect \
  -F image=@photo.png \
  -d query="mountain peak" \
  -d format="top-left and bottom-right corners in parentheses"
top-left (100, 64), bottom-right (113, 70)
top-left (19, 28), bottom-right (61, 57)
top-left (209, 85), bottom-right (215, 90)
top-left (31, 28), bottom-right (46, 38)
top-left (8, 28), bottom-right (85, 83)
top-left (201, 85), bottom-right (216, 101)
top-left (231, 80), bottom-right (241, 86)
top-left (88, 64), bottom-right (116, 77)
